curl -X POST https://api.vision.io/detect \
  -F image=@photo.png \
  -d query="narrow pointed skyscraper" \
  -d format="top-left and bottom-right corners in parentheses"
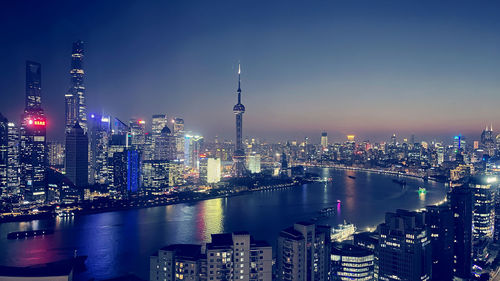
top-left (65, 40), bottom-right (87, 133)
top-left (231, 64), bottom-right (247, 177)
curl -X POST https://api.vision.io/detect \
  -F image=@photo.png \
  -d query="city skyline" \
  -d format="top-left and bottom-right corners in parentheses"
top-left (1, 1), bottom-right (500, 141)
top-left (3, 2), bottom-right (500, 280)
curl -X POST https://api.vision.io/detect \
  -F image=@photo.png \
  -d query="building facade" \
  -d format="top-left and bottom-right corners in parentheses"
top-left (65, 40), bottom-right (87, 133)
top-left (330, 243), bottom-right (374, 281)
top-left (150, 232), bottom-right (272, 281)
top-left (376, 210), bottom-right (431, 281)
top-left (277, 222), bottom-right (331, 281)
top-left (20, 61), bottom-right (47, 202)
top-left (65, 122), bottom-right (88, 190)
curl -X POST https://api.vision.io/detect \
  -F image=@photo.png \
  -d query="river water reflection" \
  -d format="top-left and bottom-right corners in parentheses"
top-left (0, 168), bottom-right (448, 280)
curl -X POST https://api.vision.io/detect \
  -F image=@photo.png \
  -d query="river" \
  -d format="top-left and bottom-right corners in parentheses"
top-left (0, 168), bottom-right (448, 280)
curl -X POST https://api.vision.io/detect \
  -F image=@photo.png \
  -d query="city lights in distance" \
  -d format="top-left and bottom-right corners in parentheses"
top-left (486, 177), bottom-right (497, 183)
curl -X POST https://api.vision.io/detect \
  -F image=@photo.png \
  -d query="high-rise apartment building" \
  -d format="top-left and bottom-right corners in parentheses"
top-left (150, 232), bottom-right (272, 281)
top-left (277, 222), bottom-right (331, 281)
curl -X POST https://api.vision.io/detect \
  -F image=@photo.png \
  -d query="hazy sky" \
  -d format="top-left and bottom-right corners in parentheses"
top-left (1, 0), bottom-right (500, 143)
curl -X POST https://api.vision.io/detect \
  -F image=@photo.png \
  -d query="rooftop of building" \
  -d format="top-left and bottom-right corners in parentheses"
top-left (295, 221), bottom-right (315, 226)
top-left (279, 227), bottom-right (304, 241)
top-left (158, 244), bottom-right (204, 261)
top-left (332, 243), bottom-right (374, 257)
top-left (206, 232), bottom-right (270, 250)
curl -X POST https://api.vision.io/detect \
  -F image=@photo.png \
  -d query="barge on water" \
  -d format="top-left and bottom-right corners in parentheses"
top-left (7, 229), bottom-right (54, 240)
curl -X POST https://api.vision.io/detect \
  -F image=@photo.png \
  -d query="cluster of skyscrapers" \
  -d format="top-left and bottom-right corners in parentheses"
top-left (0, 41), bottom-right (253, 205)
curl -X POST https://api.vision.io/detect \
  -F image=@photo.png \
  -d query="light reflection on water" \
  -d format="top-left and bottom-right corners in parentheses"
top-left (0, 168), bottom-right (448, 280)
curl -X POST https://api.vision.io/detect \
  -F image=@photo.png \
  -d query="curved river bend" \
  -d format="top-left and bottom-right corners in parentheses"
top-left (0, 168), bottom-right (448, 280)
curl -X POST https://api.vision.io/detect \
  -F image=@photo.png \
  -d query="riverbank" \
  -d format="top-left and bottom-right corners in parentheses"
top-left (0, 167), bottom-right (449, 281)
top-left (302, 163), bottom-right (448, 183)
top-left (0, 179), bottom-right (303, 224)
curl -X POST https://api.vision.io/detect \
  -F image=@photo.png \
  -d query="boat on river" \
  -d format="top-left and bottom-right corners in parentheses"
top-left (331, 221), bottom-right (357, 242)
top-left (7, 229), bottom-right (54, 240)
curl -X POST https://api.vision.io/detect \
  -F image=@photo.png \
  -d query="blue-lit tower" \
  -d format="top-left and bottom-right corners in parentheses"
top-left (231, 64), bottom-right (247, 177)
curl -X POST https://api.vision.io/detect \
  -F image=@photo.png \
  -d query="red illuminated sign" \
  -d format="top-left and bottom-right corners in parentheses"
top-left (27, 119), bottom-right (46, 126)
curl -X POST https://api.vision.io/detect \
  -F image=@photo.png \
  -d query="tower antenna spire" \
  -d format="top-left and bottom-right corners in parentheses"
top-left (237, 63), bottom-right (241, 103)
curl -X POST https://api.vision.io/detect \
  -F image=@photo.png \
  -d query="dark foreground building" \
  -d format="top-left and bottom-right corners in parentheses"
top-left (276, 222), bottom-right (331, 281)
top-left (376, 209), bottom-right (431, 281)
top-left (331, 242), bottom-right (374, 280)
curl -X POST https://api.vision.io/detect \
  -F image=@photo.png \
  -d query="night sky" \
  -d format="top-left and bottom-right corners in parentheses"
top-left (1, 0), bottom-right (500, 142)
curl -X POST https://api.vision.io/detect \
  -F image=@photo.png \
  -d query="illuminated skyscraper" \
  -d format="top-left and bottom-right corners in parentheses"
top-left (330, 243), bottom-right (374, 281)
top-left (450, 186), bottom-right (473, 280)
top-left (246, 153), bottom-right (261, 174)
top-left (20, 61), bottom-right (47, 202)
top-left (0, 113), bottom-right (8, 194)
top-left (152, 114), bottom-right (168, 137)
top-left (470, 177), bottom-right (495, 240)
top-left (65, 40), bottom-right (87, 133)
top-left (25, 61), bottom-right (42, 111)
top-left (184, 134), bottom-right (203, 169)
top-left (151, 114), bottom-right (170, 161)
top-left (129, 118), bottom-right (146, 146)
top-left (321, 132), bottom-right (328, 148)
top-left (112, 149), bottom-right (140, 197)
top-left (200, 156), bottom-right (221, 184)
top-left (141, 160), bottom-right (169, 193)
top-left (173, 118), bottom-right (185, 160)
top-left (154, 126), bottom-right (177, 161)
top-left (377, 210), bottom-right (432, 281)
top-left (231, 64), bottom-right (246, 177)
top-left (88, 114), bottom-right (111, 184)
top-left (7, 122), bottom-right (20, 194)
top-left (173, 118), bottom-right (184, 135)
top-left (47, 141), bottom-right (65, 169)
